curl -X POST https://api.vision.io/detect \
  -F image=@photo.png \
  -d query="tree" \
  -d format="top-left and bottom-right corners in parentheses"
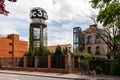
top-left (63, 47), bottom-right (68, 55)
top-left (90, 0), bottom-right (120, 58)
top-left (0, 0), bottom-right (17, 16)
top-left (53, 45), bottom-right (63, 56)
top-left (78, 52), bottom-right (92, 74)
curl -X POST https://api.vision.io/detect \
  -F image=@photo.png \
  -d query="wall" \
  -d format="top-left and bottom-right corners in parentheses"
top-left (84, 33), bottom-right (108, 55)
top-left (0, 34), bottom-right (28, 58)
top-left (0, 56), bottom-right (80, 73)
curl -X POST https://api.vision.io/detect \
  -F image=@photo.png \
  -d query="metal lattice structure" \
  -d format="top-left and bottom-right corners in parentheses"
top-left (0, 0), bottom-right (17, 16)
top-left (29, 7), bottom-right (48, 51)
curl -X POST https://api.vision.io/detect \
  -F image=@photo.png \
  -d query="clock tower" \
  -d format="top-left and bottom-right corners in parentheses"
top-left (29, 7), bottom-right (48, 51)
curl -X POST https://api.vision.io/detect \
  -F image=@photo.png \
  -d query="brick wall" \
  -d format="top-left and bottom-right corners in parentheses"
top-left (0, 34), bottom-right (28, 58)
top-left (0, 56), bottom-right (80, 73)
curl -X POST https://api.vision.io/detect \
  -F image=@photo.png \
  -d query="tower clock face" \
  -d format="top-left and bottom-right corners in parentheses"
top-left (30, 8), bottom-right (48, 20)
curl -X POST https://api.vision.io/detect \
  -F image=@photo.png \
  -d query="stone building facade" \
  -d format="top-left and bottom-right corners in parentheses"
top-left (82, 24), bottom-right (108, 57)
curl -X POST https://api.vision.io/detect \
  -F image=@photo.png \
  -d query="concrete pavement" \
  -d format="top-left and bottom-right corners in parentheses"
top-left (0, 70), bottom-right (120, 80)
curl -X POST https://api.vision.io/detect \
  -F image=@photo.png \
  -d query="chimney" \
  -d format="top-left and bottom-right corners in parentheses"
top-left (90, 24), bottom-right (97, 28)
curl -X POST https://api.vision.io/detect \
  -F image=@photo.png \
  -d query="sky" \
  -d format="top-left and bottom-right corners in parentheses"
top-left (0, 0), bottom-right (98, 46)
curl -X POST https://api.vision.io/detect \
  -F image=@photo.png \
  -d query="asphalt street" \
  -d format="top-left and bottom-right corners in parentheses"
top-left (0, 73), bottom-right (72, 80)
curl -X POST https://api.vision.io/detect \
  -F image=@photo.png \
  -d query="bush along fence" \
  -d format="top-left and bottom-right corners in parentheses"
top-left (1, 55), bottom-right (119, 75)
top-left (0, 56), bottom-right (80, 73)
top-left (88, 59), bottom-right (120, 76)
top-left (78, 57), bottom-right (120, 76)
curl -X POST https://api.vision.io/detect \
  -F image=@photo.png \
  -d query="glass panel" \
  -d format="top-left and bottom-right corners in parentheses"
top-left (34, 28), bottom-right (40, 39)
top-left (34, 41), bottom-right (40, 48)
top-left (73, 28), bottom-right (77, 32)
top-left (73, 33), bottom-right (79, 43)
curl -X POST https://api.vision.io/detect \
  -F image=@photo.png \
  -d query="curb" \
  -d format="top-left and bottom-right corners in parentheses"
top-left (0, 70), bottom-right (120, 80)
top-left (0, 71), bottom-right (80, 80)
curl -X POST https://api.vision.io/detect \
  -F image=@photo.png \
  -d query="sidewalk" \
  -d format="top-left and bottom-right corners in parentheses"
top-left (0, 70), bottom-right (120, 80)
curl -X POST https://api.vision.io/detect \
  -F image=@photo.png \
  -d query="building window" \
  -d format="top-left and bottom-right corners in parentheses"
top-left (34, 28), bottom-right (40, 39)
top-left (9, 43), bottom-right (13, 46)
top-left (95, 46), bottom-right (100, 55)
top-left (73, 28), bottom-right (77, 32)
top-left (9, 51), bottom-right (13, 54)
top-left (88, 47), bottom-right (92, 54)
top-left (73, 33), bottom-right (79, 43)
top-left (87, 36), bottom-right (92, 44)
top-left (34, 41), bottom-right (40, 48)
top-left (73, 43), bottom-right (79, 54)
top-left (95, 35), bottom-right (101, 43)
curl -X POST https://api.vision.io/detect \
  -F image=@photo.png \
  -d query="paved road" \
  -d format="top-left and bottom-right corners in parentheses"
top-left (0, 73), bottom-right (73, 80)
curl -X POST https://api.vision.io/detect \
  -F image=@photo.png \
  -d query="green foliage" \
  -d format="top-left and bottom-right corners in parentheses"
top-left (18, 46), bottom-right (52, 67)
top-left (79, 53), bottom-right (92, 68)
top-left (114, 33), bottom-right (120, 42)
top-left (90, 0), bottom-right (120, 58)
top-left (53, 45), bottom-right (63, 56)
top-left (78, 53), bottom-right (92, 74)
top-left (113, 59), bottom-right (120, 75)
top-left (90, 59), bottom-right (120, 75)
top-left (62, 47), bottom-right (68, 55)
top-left (81, 53), bottom-right (92, 60)
top-left (18, 57), bottom-right (24, 67)
top-left (97, 3), bottom-right (120, 26)
top-left (90, 0), bottom-right (117, 9)
top-left (29, 26), bottom-right (34, 51)
top-left (52, 45), bottom-right (68, 56)
top-left (34, 46), bottom-right (52, 56)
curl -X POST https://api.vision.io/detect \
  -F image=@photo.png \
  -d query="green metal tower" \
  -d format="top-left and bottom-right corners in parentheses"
top-left (29, 7), bottom-right (48, 52)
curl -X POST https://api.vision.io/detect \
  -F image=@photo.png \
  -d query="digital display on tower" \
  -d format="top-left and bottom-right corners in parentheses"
top-left (30, 8), bottom-right (48, 20)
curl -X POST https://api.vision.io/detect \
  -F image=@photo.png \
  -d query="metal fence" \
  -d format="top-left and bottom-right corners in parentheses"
top-left (74, 56), bottom-right (79, 68)
top-left (26, 57), bottom-right (35, 67)
top-left (38, 56), bottom-right (48, 68)
top-left (51, 56), bottom-right (65, 68)
top-left (0, 57), bottom-right (22, 67)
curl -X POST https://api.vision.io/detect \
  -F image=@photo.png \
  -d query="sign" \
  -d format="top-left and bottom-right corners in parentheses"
top-left (30, 7), bottom-right (48, 20)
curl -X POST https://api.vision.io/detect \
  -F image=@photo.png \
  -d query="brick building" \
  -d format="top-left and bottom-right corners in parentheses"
top-left (0, 34), bottom-right (28, 58)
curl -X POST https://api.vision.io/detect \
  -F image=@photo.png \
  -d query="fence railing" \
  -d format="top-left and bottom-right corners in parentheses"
top-left (0, 56), bottom-right (72, 73)
top-left (0, 55), bottom-right (94, 73)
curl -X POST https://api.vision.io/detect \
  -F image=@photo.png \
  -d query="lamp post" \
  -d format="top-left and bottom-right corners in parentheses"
top-left (67, 44), bottom-right (71, 73)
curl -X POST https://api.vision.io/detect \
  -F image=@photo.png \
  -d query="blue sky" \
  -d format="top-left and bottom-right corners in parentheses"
top-left (0, 0), bottom-right (98, 45)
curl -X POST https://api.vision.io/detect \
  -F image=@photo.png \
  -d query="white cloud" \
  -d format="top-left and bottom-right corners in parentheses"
top-left (5, 0), bottom-right (96, 22)
top-left (0, 0), bottom-right (98, 46)
top-left (0, 23), bottom-right (18, 35)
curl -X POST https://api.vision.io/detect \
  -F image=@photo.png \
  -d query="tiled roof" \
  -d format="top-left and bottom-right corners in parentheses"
top-left (82, 25), bottom-right (104, 34)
